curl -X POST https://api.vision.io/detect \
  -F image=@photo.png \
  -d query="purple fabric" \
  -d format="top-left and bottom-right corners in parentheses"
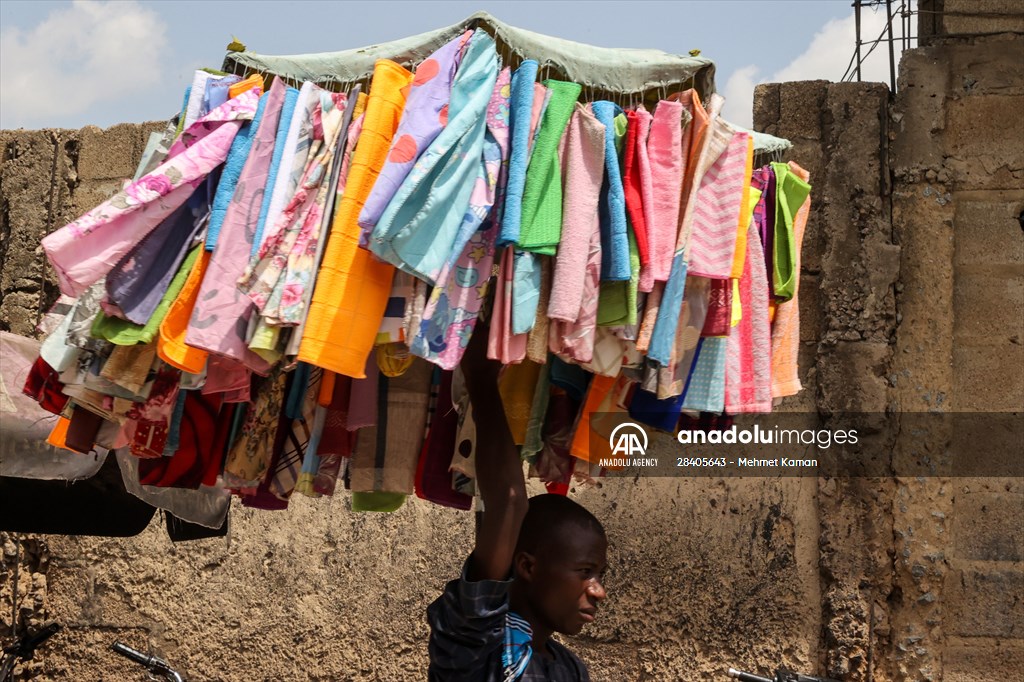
top-left (186, 79), bottom-right (287, 375)
top-left (751, 166), bottom-right (776, 299)
top-left (357, 30), bottom-right (472, 241)
top-left (106, 184), bottom-right (208, 324)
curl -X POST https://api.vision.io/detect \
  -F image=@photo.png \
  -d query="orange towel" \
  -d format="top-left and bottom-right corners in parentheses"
top-left (298, 60), bottom-right (413, 378)
top-left (229, 73), bottom-right (264, 99)
top-left (568, 374), bottom-right (618, 464)
top-left (729, 136), bottom-right (755, 279)
top-left (157, 250), bottom-right (211, 374)
top-left (770, 162), bottom-right (811, 398)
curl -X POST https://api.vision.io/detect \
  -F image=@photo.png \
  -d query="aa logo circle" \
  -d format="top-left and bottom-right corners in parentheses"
top-left (609, 422), bottom-right (649, 457)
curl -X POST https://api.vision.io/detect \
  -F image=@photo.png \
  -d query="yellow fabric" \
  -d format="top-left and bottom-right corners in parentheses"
top-left (731, 187), bottom-right (761, 328)
top-left (229, 73), bottom-right (264, 99)
top-left (729, 136), bottom-right (755, 279)
top-left (157, 250), bottom-right (211, 374)
top-left (298, 60), bottom-right (413, 378)
top-left (498, 361), bottom-right (543, 446)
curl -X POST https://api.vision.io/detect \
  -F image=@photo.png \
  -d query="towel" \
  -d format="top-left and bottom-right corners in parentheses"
top-left (206, 74), bottom-right (266, 250)
top-left (724, 221), bottom-right (772, 413)
top-left (349, 358), bottom-right (432, 494)
top-left (647, 97), bottom-right (728, 366)
top-left (700, 278), bottom-right (733, 337)
top-left (730, 137), bottom-right (756, 279)
top-left (184, 71), bottom-right (215, 129)
top-left (511, 250), bottom-right (541, 335)
top-left (414, 370), bottom-right (473, 510)
top-left (42, 89), bottom-right (259, 298)
top-left (239, 90), bottom-right (349, 326)
top-left (223, 368), bottom-right (287, 489)
top-left (623, 108), bottom-right (651, 270)
top-left (549, 220), bottom-right (602, 364)
top-left (93, 244), bottom-right (201, 345)
top-left (185, 80), bottom-right (286, 375)
top-left (157, 249), bottom-right (211, 373)
top-left (346, 355), bottom-right (380, 430)
top-left (656, 276), bottom-right (709, 399)
top-left (634, 107), bottom-right (658, 292)
top-left (411, 67), bottom-right (512, 370)
top-left (283, 88), bottom-right (365, 359)
top-left (516, 80), bottom-right (582, 255)
top-left (359, 30), bottom-right (472, 236)
top-left (688, 128), bottom-right (751, 279)
top-left (597, 112), bottom-right (637, 328)
top-left (298, 59), bottom-right (413, 378)
top-left (680, 335), bottom-right (727, 413)
top-left (205, 75), bottom-right (242, 114)
top-left (750, 167), bottom-right (775, 294)
top-left (771, 162), bottom-right (811, 398)
top-left (260, 82), bottom-right (317, 256)
top-left (104, 181), bottom-right (207, 324)
top-left (498, 60), bottom-right (539, 246)
top-left (592, 101), bottom-right (630, 281)
top-left (251, 86), bottom-right (300, 257)
top-left (499, 360), bottom-right (544, 446)
top-left (548, 103), bottom-right (606, 322)
top-left (770, 162), bottom-right (812, 301)
top-left (645, 100), bottom-right (688, 283)
top-left (369, 31), bottom-right (499, 284)
top-left (526, 256), bottom-right (553, 364)
top-left (488, 246), bottom-right (529, 364)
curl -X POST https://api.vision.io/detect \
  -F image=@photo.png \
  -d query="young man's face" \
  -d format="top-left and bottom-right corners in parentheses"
top-left (527, 527), bottom-right (609, 635)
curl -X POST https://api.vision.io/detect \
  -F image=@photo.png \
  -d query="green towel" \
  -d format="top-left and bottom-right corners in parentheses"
top-left (351, 492), bottom-right (406, 512)
top-left (92, 245), bottom-right (201, 346)
top-left (597, 114), bottom-right (638, 326)
top-left (517, 80), bottom-right (582, 255)
top-left (770, 162), bottom-right (812, 301)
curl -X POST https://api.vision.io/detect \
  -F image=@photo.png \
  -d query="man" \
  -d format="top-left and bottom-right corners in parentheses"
top-left (427, 328), bottom-right (608, 681)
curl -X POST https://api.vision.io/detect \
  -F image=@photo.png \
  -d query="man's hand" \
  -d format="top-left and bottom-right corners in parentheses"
top-left (461, 322), bottom-right (528, 582)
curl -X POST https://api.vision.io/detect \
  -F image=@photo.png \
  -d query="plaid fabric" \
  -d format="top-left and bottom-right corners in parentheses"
top-left (427, 557), bottom-right (590, 681)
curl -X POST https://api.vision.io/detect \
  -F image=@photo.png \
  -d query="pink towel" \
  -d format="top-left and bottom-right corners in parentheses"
top-left (770, 162), bottom-right (812, 398)
top-left (549, 225), bottom-right (602, 364)
top-left (634, 106), bottom-right (657, 293)
top-left (548, 104), bottom-right (605, 322)
top-left (688, 129), bottom-right (751, 279)
top-left (487, 247), bottom-right (528, 364)
top-left (645, 100), bottom-right (685, 283)
top-left (725, 221), bottom-right (772, 412)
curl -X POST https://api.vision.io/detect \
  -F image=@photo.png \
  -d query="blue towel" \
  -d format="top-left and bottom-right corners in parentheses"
top-left (647, 253), bottom-right (688, 365)
top-left (497, 60), bottom-right (539, 247)
top-left (251, 86), bottom-right (300, 258)
top-left (681, 336), bottom-right (727, 413)
top-left (628, 387), bottom-right (686, 433)
top-left (592, 101), bottom-right (630, 281)
top-left (511, 249), bottom-right (541, 334)
top-left (206, 94), bottom-right (268, 250)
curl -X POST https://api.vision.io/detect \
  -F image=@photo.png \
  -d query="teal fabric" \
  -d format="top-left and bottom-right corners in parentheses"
top-left (369, 30), bottom-right (499, 285)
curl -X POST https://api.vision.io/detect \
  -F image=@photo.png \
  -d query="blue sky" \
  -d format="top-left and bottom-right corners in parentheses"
top-left (0, 1), bottom-right (909, 131)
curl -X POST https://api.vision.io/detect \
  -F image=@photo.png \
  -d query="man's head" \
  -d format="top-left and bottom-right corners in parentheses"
top-left (512, 494), bottom-right (608, 636)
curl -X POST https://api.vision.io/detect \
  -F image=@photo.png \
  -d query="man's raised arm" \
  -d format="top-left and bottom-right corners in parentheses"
top-left (460, 326), bottom-right (528, 582)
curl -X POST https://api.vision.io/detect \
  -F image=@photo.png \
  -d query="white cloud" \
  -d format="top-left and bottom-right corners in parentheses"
top-left (0, 0), bottom-right (168, 129)
top-left (721, 4), bottom-right (909, 128)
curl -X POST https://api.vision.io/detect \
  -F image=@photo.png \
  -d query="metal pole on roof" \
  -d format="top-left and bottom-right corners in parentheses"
top-left (854, 1), bottom-right (863, 81)
top-left (886, 0), bottom-right (898, 94)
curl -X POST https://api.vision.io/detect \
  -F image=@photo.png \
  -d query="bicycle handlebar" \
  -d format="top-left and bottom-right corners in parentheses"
top-left (728, 667), bottom-right (839, 682)
top-left (728, 669), bottom-right (773, 682)
top-left (111, 642), bottom-right (185, 682)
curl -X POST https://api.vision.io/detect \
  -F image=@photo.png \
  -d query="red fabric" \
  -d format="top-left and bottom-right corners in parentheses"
top-left (701, 278), bottom-right (733, 337)
top-left (22, 356), bottom-right (69, 415)
top-left (622, 110), bottom-right (650, 267)
top-left (314, 374), bottom-right (355, 496)
top-left (414, 371), bottom-right (472, 510)
top-left (138, 391), bottom-right (224, 488)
